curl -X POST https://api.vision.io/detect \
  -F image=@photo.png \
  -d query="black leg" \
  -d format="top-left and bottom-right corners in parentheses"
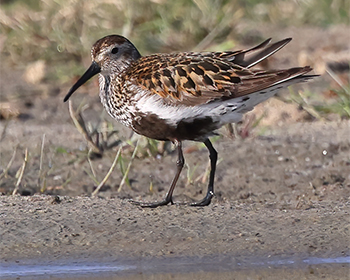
top-left (190, 138), bottom-right (217, 206)
top-left (131, 140), bottom-right (184, 208)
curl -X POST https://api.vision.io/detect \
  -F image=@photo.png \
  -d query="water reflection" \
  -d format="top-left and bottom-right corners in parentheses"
top-left (1, 255), bottom-right (349, 279)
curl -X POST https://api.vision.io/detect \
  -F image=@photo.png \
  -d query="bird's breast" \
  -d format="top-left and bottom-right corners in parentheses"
top-left (98, 74), bottom-right (135, 127)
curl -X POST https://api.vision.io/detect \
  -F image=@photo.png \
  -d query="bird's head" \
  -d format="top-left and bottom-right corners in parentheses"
top-left (64, 35), bottom-right (141, 102)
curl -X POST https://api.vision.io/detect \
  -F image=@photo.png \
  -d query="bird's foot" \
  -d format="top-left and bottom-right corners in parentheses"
top-left (189, 191), bottom-right (214, 207)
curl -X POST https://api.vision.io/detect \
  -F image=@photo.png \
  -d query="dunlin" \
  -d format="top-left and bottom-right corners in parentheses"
top-left (64, 35), bottom-right (315, 207)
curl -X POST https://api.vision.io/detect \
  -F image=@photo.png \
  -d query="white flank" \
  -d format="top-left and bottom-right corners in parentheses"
top-left (132, 75), bottom-right (310, 128)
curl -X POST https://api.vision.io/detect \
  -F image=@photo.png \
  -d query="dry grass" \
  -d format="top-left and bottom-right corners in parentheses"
top-left (1, 0), bottom-right (348, 81)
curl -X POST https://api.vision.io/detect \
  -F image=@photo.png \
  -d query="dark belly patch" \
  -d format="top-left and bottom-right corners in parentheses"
top-left (131, 113), bottom-right (218, 141)
top-left (175, 116), bottom-right (218, 141)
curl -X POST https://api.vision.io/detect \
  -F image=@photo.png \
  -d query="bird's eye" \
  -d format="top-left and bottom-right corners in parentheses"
top-left (111, 47), bottom-right (119, 54)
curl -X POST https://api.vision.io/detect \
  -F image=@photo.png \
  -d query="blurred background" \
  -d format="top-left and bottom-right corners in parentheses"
top-left (1, 0), bottom-right (349, 83)
top-left (0, 0), bottom-right (349, 196)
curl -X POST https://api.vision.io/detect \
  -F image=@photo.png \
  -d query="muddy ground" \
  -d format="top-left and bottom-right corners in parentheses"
top-left (0, 25), bottom-right (349, 278)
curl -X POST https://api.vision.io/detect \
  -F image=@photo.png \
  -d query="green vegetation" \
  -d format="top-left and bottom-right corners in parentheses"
top-left (291, 85), bottom-right (350, 119)
top-left (1, 0), bottom-right (349, 81)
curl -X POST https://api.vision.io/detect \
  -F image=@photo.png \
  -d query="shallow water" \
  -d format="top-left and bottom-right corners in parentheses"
top-left (1, 255), bottom-right (349, 280)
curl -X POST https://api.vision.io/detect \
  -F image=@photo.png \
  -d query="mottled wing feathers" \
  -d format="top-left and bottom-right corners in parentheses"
top-left (125, 38), bottom-right (310, 106)
top-left (127, 54), bottom-right (243, 105)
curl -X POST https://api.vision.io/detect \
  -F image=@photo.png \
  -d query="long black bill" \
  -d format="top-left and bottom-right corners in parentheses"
top-left (63, 61), bottom-right (101, 102)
